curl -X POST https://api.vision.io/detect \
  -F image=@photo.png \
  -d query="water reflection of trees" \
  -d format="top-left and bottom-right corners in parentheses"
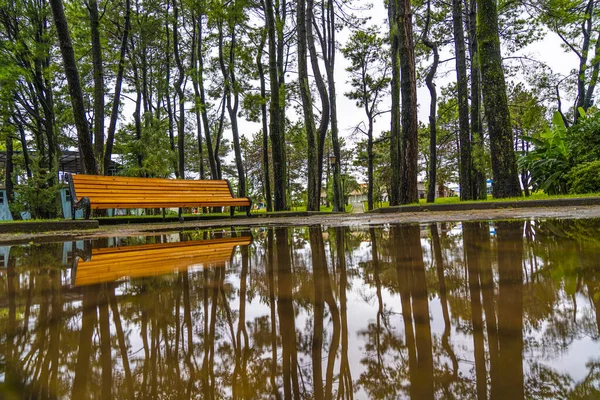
top-left (2, 220), bottom-right (600, 398)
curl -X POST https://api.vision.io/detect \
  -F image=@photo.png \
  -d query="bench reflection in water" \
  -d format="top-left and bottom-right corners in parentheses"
top-left (72, 235), bottom-right (252, 286)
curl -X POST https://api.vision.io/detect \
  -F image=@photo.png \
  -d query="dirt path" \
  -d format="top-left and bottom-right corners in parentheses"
top-left (3, 204), bottom-right (600, 245)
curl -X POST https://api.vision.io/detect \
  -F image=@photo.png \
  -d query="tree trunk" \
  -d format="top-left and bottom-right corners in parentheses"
top-left (257, 28), bottom-right (273, 211)
top-left (574, 0), bottom-right (594, 122)
top-left (130, 43), bottom-right (144, 172)
top-left (367, 124), bottom-right (374, 211)
top-left (190, 15), bottom-right (205, 182)
top-left (477, 0), bottom-right (521, 197)
top-left (195, 15), bottom-right (218, 179)
top-left (307, 0), bottom-right (330, 205)
top-left (173, 0), bottom-right (185, 179)
top-left (321, 0), bottom-right (343, 212)
top-left (265, 0), bottom-right (287, 211)
top-left (213, 95), bottom-right (226, 180)
top-left (297, 0), bottom-right (319, 211)
top-left (14, 110), bottom-right (32, 178)
top-left (88, 0), bottom-right (104, 171)
top-left (33, 16), bottom-right (59, 185)
top-left (5, 132), bottom-right (21, 220)
top-left (398, 0), bottom-right (419, 204)
top-left (388, 0), bottom-right (401, 206)
top-left (49, 0), bottom-right (97, 174)
top-left (468, 0), bottom-right (487, 200)
top-left (218, 16), bottom-right (246, 197)
top-left (104, 0), bottom-right (130, 175)
top-left (423, 0), bottom-right (439, 204)
top-left (452, 0), bottom-right (472, 200)
top-left (164, 20), bottom-right (177, 177)
top-left (583, 31), bottom-right (600, 110)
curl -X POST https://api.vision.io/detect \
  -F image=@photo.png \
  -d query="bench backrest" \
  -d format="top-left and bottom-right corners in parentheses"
top-left (70, 174), bottom-right (249, 208)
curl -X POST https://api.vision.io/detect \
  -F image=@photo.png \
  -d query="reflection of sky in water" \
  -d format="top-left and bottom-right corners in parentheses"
top-left (2, 220), bottom-right (600, 398)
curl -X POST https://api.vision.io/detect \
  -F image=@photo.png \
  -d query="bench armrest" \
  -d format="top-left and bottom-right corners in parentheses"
top-left (226, 179), bottom-right (253, 217)
top-left (65, 173), bottom-right (91, 220)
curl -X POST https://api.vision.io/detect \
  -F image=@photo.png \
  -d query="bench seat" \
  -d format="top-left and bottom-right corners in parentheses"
top-left (65, 173), bottom-right (252, 219)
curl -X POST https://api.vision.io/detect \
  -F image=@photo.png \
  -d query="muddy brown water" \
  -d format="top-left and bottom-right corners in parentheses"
top-left (1, 219), bottom-right (600, 399)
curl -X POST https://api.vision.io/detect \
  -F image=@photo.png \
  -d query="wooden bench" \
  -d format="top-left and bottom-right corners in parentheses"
top-left (72, 235), bottom-right (253, 286)
top-left (65, 173), bottom-right (252, 219)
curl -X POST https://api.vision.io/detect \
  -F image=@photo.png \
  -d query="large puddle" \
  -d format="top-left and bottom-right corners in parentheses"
top-left (1, 219), bottom-right (600, 399)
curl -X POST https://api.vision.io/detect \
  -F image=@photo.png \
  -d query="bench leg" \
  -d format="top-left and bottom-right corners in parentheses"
top-left (162, 208), bottom-right (166, 221)
top-left (178, 208), bottom-right (184, 223)
top-left (230, 206), bottom-right (235, 218)
top-left (246, 205), bottom-right (251, 217)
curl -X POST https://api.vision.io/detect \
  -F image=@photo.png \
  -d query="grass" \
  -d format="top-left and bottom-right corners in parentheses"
top-left (364, 192), bottom-right (600, 209)
top-left (90, 204), bottom-right (353, 219)
top-left (0, 218), bottom-right (63, 224)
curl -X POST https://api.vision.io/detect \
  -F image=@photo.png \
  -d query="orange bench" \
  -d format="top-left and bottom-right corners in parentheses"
top-left (65, 173), bottom-right (252, 219)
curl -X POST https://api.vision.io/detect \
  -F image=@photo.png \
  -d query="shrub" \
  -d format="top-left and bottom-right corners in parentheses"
top-left (519, 112), bottom-right (571, 194)
top-left (12, 176), bottom-right (61, 219)
top-left (567, 109), bottom-right (600, 164)
top-left (567, 160), bottom-right (600, 194)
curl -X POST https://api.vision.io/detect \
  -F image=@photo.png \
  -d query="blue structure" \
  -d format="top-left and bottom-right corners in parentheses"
top-left (0, 187), bottom-right (77, 220)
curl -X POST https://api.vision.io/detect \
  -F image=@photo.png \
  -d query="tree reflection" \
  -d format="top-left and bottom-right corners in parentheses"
top-left (3, 221), bottom-right (600, 398)
top-left (463, 222), bottom-right (490, 400)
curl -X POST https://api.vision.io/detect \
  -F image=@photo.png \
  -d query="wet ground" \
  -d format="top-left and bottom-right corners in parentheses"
top-left (2, 216), bottom-right (600, 399)
top-left (3, 204), bottom-right (600, 245)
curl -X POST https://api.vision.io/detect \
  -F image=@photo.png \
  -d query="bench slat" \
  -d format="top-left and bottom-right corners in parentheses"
top-left (72, 177), bottom-right (231, 187)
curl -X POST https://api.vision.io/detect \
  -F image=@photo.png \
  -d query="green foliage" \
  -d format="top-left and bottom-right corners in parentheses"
top-left (12, 169), bottom-right (60, 219)
top-left (567, 108), bottom-right (600, 164)
top-left (520, 109), bottom-right (600, 195)
top-left (341, 27), bottom-right (390, 111)
top-left (354, 133), bottom-right (391, 201)
top-left (115, 114), bottom-right (177, 178)
top-left (519, 112), bottom-right (571, 194)
top-left (567, 161), bottom-right (600, 194)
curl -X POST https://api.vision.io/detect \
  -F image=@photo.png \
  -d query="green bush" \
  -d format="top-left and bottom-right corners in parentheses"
top-left (567, 161), bottom-right (600, 194)
top-left (12, 176), bottom-right (61, 219)
top-left (519, 112), bottom-right (571, 194)
top-left (567, 109), bottom-right (600, 164)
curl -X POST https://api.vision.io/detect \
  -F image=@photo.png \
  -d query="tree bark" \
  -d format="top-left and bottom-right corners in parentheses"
top-left (266, 0), bottom-right (287, 210)
top-left (574, 0), bottom-right (594, 122)
top-left (423, 0), bottom-right (439, 204)
top-left (307, 0), bottom-right (330, 206)
top-left (297, 0), bottom-right (319, 211)
top-left (173, 0), bottom-right (185, 179)
top-left (196, 15), bottom-right (218, 179)
top-left (4, 131), bottom-right (21, 220)
top-left (130, 40), bottom-right (144, 172)
top-left (452, 0), bottom-right (472, 200)
top-left (104, 0), bottom-right (130, 175)
top-left (367, 123), bottom-right (374, 211)
top-left (468, 0), bottom-right (487, 200)
top-left (88, 0), bottom-right (104, 170)
top-left (49, 0), bottom-right (97, 174)
top-left (190, 14), bottom-right (205, 182)
top-left (321, 0), bottom-right (343, 212)
top-left (398, 0), bottom-right (419, 204)
top-left (257, 27), bottom-right (273, 211)
top-left (477, 0), bottom-right (521, 197)
top-left (218, 14), bottom-right (246, 197)
top-left (164, 17), bottom-right (177, 177)
top-left (388, 0), bottom-right (402, 206)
